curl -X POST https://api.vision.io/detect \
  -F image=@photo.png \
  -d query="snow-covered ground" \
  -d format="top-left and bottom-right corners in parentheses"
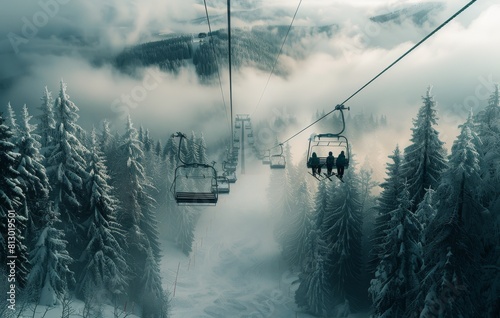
top-left (162, 167), bottom-right (313, 318)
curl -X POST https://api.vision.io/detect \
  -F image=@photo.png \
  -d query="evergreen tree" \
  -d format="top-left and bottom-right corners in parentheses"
top-left (115, 116), bottom-right (162, 305)
top-left (401, 87), bottom-right (447, 211)
top-left (475, 87), bottom-right (500, 318)
top-left (5, 102), bottom-right (19, 140)
top-left (140, 246), bottom-right (169, 318)
top-left (414, 188), bottom-right (437, 244)
top-left (155, 140), bottom-right (162, 158)
top-left (369, 183), bottom-right (423, 317)
top-left (175, 206), bottom-right (197, 255)
top-left (138, 126), bottom-right (144, 143)
top-left (0, 114), bottom-right (27, 287)
top-left (273, 144), bottom-right (297, 247)
top-left (77, 129), bottom-right (128, 300)
top-left (186, 131), bottom-right (199, 163)
top-left (45, 80), bottom-right (89, 257)
top-left (295, 228), bottom-right (333, 317)
top-left (369, 146), bottom-right (404, 273)
top-left (417, 113), bottom-right (484, 317)
top-left (27, 206), bottom-right (74, 306)
top-left (162, 136), bottom-right (179, 240)
top-left (282, 180), bottom-right (313, 268)
top-left (144, 129), bottom-right (152, 152)
top-left (36, 86), bottom-right (56, 148)
top-left (197, 132), bottom-right (208, 163)
top-left (295, 179), bottom-right (335, 316)
top-left (162, 135), bottom-right (177, 163)
top-left (323, 167), bottom-right (363, 306)
top-left (14, 105), bottom-right (51, 251)
top-left (475, 85), bottom-right (500, 213)
top-left (100, 119), bottom-right (113, 153)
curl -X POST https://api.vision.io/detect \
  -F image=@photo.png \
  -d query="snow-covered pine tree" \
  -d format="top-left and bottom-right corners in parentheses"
top-left (160, 136), bottom-right (181, 241)
top-left (100, 119), bottom-right (113, 153)
top-left (369, 146), bottom-right (404, 273)
top-left (0, 114), bottom-right (28, 287)
top-left (77, 129), bottom-right (128, 301)
top-left (163, 135), bottom-right (177, 163)
top-left (414, 188), bottom-right (437, 244)
top-left (401, 87), bottom-right (447, 211)
top-left (138, 126), bottom-right (144, 143)
top-left (27, 205), bottom-right (74, 306)
top-left (144, 129), bottom-right (153, 153)
top-left (281, 180), bottom-right (313, 268)
top-left (295, 227), bottom-right (333, 317)
top-left (369, 182), bottom-right (423, 317)
top-left (197, 132), bottom-right (208, 163)
top-left (295, 178), bottom-right (335, 316)
top-left (186, 131), bottom-right (199, 164)
top-left (36, 86), bottom-right (56, 149)
top-left (474, 85), bottom-right (500, 318)
top-left (115, 116), bottom-right (163, 305)
top-left (475, 84), bottom-right (500, 207)
top-left (323, 166), bottom-right (363, 306)
top-left (273, 143), bottom-right (297, 248)
top-left (45, 80), bottom-right (89, 261)
top-left (416, 112), bottom-right (484, 317)
top-left (175, 205), bottom-right (197, 255)
top-left (14, 105), bottom-right (51, 252)
top-left (5, 102), bottom-right (19, 141)
top-left (140, 246), bottom-right (169, 318)
top-left (155, 140), bottom-right (162, 158)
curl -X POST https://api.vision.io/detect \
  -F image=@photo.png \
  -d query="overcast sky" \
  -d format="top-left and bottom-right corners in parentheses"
top-left (0, 0), bottom-right (499, 169)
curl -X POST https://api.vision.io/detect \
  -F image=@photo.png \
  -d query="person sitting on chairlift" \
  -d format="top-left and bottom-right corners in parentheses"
top-left (326, 151), bottom-right (335, 176)
top-left (308, 152), bottom-right (321, 176)
top-left (336, 150), bottom-right (346, 179)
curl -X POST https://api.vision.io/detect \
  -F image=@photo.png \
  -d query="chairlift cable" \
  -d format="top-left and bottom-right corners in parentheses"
top-left (203, 0), bottom-right (231, 136)
top-left (251, 0), bottom-right (304, 117)
top-left (227, 0), bottom-right (234, 151)
top-left (269, 0), bottom-right (477, 150)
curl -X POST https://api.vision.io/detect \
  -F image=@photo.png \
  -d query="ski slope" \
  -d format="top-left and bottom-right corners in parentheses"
top-left (162, 168), bottom-right (312, 318)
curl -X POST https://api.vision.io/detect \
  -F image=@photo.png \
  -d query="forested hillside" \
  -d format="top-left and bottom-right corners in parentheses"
top-left (114, 25), bottom-right (338, 79)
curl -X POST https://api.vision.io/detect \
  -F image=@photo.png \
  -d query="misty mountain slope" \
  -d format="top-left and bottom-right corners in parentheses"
top-left (160, 171), bottom-right (317, 318)
top-left (114, 25), bottom-right (337, 79)
top-left (370, 2), bottom-right (445, 26)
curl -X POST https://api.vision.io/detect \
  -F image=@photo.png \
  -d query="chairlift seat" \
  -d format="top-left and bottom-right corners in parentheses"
top-left (175, 192), bottom-right (218, 205)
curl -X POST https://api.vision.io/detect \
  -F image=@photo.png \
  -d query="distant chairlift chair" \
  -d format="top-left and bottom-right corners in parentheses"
top-left (269, 144), bottom-right (286, 169)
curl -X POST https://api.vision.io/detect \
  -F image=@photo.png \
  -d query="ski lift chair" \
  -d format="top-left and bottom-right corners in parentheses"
top-left (173, 163), bottom-right (218, 205)
top-left (306, 134), bottom-right (350, 169)
top-left (215, 175), bottom-right (230, 194)
top-left (269, 144), bottom-right (286, 169)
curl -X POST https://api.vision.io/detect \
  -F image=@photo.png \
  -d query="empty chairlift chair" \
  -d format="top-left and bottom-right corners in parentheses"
top-left (215, 175), bottom-right (230, 194)
top-left (269, 144), bottom-right (286, 169)
top-left (171, 132), bottom-right (219, 206)
top-left (173, 163), bottom-right (219, 205)
top-left (262, 150), bottom-right (271, 165)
